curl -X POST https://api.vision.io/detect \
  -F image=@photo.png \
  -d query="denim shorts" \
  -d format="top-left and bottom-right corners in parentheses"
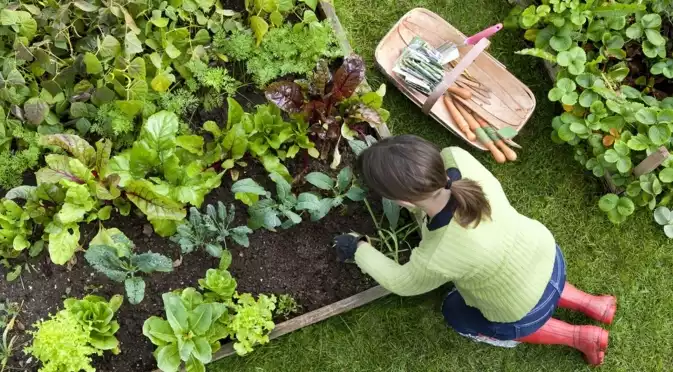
top-left (441, 245), bottom-right (566, 340)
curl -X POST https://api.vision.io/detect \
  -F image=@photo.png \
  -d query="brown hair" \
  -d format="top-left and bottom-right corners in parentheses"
top-left (356, 135), bottom-right (491, 228)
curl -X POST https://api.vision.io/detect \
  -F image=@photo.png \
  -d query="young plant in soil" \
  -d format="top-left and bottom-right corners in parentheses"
top-left (25, 295), bottom-right (123, 372)
top-left (0, 302), bottom-right (20, 372)
top-left (171, 202), bottom-right (253, 258)
top-left (203, 97), bottom-right (316, 181)
top-left (7, 134), bottom-right (120, 265)
top-left (232, 173), bottom-right (304, 231)
top-left (296, 166), bottom-right (367, 221)
top-left (85, 227), bottom-right (173, 304)
top-left (265, 55), bottom-right (389, 164)
top-left (108, 110), bottom-right (224, 236)
top-left (362, 198), bottom-right (419, 263)
top-left (275, 294), bottom-right (301, 319)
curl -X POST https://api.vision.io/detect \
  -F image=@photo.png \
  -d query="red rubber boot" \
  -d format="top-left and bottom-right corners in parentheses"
top-left (516, 318), bottom-right (609, 366)
top-left (559, 282), bottom-right (617, 325)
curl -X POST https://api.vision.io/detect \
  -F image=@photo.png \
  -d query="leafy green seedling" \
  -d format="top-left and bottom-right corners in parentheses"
top-left (246, 173), bottom-right (303, 231)
top-left (171, 203), bottom-right (251, 258)
top-left (603, 140), bottom-right (632, 173)
top-left (626, 13), bottom-right (666, 58)
top-left (296, 167), bottom-right (367, 221)
top-left (85, 228), bottom-right (173, 305)
top-left (557, 46), bottom-right (586, 75)
top-left (598, 193), bottom-right (635, 224)
top-left (650, 59), bottom-right (673, 78)
top-left (198, 251), bottom-right (237, 302)
top-left (275, 294), bottom-right (301, 319)
top-left (654, 206), bottom-right (673, 238)
top-left (549, 24), bottom-right (573, 52)
top-left (64, 295), bottom-right (123, 352)
top-left (143, 289), bottom-right (228, 372)
top-left (548, 78), bottom-right (578, 105)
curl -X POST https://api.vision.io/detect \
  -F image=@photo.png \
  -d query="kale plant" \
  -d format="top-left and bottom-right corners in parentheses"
top-left (85, 227), bottom-right (173, 305)
top-left (171, 202), bottom-right (252, 258)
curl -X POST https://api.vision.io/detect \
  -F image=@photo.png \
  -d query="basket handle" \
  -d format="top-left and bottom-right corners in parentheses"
top-left (421, 38), bottom-right (490, 115)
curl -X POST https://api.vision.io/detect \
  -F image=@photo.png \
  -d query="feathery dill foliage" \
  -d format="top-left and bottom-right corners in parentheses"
top-left (159, 89), bottom-right (200, 118)
top-left (185, 60), bottom-right (241, 111)
top-left (214, 21), bottom-right (342, 87)
top-left (0, 124), bottom-right (39, 190)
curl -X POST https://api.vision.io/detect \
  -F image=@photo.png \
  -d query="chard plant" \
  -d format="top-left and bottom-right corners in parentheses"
top-left (108, 111), bottom-right (224, 236)
top-left (171, 202), bottom-right (252, 258)
top-left (295, 167), bottom-right (367, 221)
top-left (265, 56), bottom-right (389, 164)
top-left (233, 173), bottom-right (303, 231)
top-left (85, 227), bottom-right (173, 305)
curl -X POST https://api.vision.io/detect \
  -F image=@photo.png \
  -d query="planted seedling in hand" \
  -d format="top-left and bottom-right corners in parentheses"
top-left (85, 227), bottom-right (173, 305)
top-left (296, 166), bottom-right (367, 221)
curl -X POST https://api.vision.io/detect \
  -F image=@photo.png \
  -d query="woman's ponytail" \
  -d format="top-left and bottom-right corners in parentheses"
top-left (357, 134), bottom-right (492, 228)
top-left (449, 179), bottom-right (491, 228)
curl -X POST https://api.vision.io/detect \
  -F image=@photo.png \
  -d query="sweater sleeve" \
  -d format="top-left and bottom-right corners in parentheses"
top-left (354, 241), bottom-right (449, 296)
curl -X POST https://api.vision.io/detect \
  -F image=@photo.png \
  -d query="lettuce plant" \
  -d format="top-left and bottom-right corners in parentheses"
top-left (24, 311), bottom-right (99, 372)
top-left (25, 295), bottom-right (123, 372)
top-left (226, 293), bottom-right (276, 356)
top-left (0, 199), bottom-right (31, 259)
top-left (198, 251), bottom-right (237, 302)
top-left (143, 289), bottom-right (229, 372)
top-left (203, 98), bottom-right (313, 181)
top-left (63, 295), bottom-right (124, 353)
top-left (171, 202), bottom-right (252, 258)
top-left (85, 228), bottom-right (173, 304)
top-left (296, 167), bottom-right (367, 221)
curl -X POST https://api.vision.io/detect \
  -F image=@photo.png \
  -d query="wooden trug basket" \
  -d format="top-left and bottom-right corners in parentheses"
top-left (375, 8), bottom-right (536, 150)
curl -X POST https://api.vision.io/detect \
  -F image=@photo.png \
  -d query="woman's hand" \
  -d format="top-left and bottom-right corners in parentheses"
top-left (333, 233), bottom-right (363, 262)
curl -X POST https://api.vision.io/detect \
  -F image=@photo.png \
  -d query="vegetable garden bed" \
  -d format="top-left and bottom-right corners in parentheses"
top-left (0, 0), bottom-right (401, 371)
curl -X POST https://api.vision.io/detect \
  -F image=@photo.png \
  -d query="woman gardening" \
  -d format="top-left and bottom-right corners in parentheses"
top-left (334, 135), bottom-right (617, 366)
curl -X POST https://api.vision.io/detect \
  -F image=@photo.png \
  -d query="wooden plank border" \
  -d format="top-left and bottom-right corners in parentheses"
top-left (151, 3), bottom-right (393, 371)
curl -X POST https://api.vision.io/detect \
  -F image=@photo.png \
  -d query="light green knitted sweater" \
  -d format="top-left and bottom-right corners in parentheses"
top-left (355, 146), bottom-right (557, 322)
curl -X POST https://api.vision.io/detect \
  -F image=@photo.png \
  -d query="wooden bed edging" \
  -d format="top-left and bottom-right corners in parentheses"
top-left (209, 286), bottom-right (390, 362)
top-left (150, 3), bottom-right (394, 371)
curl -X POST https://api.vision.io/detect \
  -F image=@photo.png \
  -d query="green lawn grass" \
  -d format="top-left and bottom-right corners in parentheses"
top-left (210, 0), bottom-right (673, 370)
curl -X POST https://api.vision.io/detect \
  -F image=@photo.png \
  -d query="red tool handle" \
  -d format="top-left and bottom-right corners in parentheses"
top-left (464, 24), bottom-right (503, 45)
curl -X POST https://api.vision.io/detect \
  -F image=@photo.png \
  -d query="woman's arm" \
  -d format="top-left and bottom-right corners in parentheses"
top-left (354, 242), bottom-right (449, 296)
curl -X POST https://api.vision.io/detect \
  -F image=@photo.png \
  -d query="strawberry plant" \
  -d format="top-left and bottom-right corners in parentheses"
top-left (507, 0), bottom-right (673, 229)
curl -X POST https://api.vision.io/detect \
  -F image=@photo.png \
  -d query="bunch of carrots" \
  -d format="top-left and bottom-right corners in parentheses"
top-left (443, 88), bottom-right (517, 164)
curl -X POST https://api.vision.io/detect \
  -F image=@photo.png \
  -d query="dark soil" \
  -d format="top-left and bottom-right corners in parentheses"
top-left (0, 140), bottom-right (380, 372)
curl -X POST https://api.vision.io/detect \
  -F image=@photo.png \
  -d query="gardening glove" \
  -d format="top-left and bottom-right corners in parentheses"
top-left (333, 233), bottom-right (363, 262)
